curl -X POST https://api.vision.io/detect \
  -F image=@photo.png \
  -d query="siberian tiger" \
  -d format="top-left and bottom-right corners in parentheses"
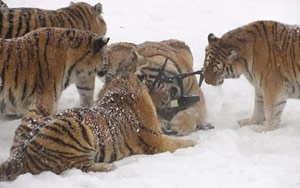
top-left (0, 27), bottom-right (109, 118)
top-left (0, 73), bottom-right (195, 181)
top-left (203, 20), bottom-right (300, 131)
top-left (0, 1), bottom-right (106, 38)
top-left (99, 40), bottom-right (208, 136)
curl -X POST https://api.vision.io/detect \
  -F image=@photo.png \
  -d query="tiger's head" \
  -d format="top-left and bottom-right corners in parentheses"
top-left (68, 2), bottom-right (107, 36)
top-left (51, 28), bottom-right (110, 77)
top-left (98, 42), bottom-right (181, 110)
top-left (131, 52), bottom-right (182, 110)
top-left (203, 33), bottom-right (244, 86)
top-left (98, 42), bottom-right (137, 81)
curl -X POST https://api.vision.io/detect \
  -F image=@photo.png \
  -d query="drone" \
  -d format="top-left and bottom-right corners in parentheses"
top-left (151, 58), bottom-right (205, 121)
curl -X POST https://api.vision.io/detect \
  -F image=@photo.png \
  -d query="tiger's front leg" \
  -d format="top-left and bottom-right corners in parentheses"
top-left (169, 110), bottom-right (197, 136)
top-left (76, 76), bottom-right (95, 108)
top-left (169, 101), bottom-right (207, 136)
top-left (238, 89), bottom-right (265, 126)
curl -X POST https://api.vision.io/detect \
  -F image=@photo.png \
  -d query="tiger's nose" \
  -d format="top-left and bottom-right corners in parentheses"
top-left (97, 70), bottom-right (107, 77)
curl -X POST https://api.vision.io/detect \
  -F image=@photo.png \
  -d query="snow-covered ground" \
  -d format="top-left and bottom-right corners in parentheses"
top-left (1, 0), bottom-right (300, 187)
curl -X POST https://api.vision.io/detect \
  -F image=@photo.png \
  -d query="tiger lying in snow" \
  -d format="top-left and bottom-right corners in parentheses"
top-left (0, 73), bottom-right (195, 181)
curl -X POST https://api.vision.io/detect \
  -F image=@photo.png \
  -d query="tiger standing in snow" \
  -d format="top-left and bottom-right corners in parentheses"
top-left (0, 73), bottom-right (195, 181)
top-left (203, 20), bottom-right (300, 131)
top-left (0, 1), bottom-right (106, 38)
top-left (0, 27), bottom-right (109, 118)
top-left (98, 40), bottom-right (209, 136)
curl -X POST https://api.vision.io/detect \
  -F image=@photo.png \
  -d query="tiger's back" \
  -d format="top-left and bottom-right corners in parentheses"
top-left (0, 1), bottom-right (106, 38)
top-left (0, 74), bottom-right (195, 181)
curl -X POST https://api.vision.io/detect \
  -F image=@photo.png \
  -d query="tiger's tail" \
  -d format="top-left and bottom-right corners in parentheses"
top-left (0, 155), bottom-right (27, 181)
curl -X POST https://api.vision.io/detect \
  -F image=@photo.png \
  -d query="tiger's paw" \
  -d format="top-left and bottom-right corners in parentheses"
top-left (168, 111), bottom-right (200, 136)
top-left (87, 163), bottom-right (116, 172)
top-left (238, 118), bottom-right (252, 127)
top-left (169, 120), bottom-right (196, 136)
top-left (196, 123), bottom-right (214, 130)
top-left (183, 139), bottom-right (197, 147)
top-left (173, 137), bottom-right (196, 149)
top-left (238, 118), bottom-right (264, 127)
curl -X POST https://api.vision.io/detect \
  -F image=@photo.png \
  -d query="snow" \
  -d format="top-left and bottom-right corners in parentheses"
top-left (1, 0), bottom-right (300, 187)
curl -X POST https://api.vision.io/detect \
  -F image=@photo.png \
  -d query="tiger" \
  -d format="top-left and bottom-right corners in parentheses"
top-left (98, 40), bottom-right (209, 136)
top-left (203, 20), bottom-right (300, 131)
top-left (0, 27), bottom-right (109, 118)
top-left (0, 1), bottom-right (106, 38)
top-left (0, 73), bottom-right (195, 181)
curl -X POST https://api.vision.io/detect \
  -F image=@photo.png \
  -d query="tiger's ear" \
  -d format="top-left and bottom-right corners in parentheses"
top-left (0, 0), bottom-right (8, 11)
top-left (93, 37), bottom-right (110, 53)
top-left (132, 51), bottom-right (144, 62)
top-left (208, 33), bottom-right (219, 44)
top-left (227, 50), bottom-right (238, 63)
top-left (94, 3), bottom-right (102, 14)
top-left (69, 1), bottom-right (75, 6)
top-left (131, 51), bottom-right (146, 68)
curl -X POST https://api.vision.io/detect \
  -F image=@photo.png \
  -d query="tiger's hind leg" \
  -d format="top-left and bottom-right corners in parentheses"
top-left (76, 76), bottom-right (95, 108)
top-left (12, 105), bottom-right (49, 150)
top-left (263, 91), bottom-right (287, 131)
top-left (238, 89), bottom-right (266, 126)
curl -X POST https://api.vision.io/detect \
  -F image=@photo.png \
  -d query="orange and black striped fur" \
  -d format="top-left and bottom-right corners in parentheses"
top-left (98, 40), bottom-right (208, 136)
top-left (0, 74), bottom-right (195, 181)
top-left (0, 27), bottom-right (109, 118)
top-left (203, 20), bottom-right (300, 131)
top-left (0, 1), bottom-right (106, 38)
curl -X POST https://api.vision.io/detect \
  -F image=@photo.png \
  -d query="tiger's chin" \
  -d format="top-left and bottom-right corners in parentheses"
top-left (205, 79), bottom-right (224, 86)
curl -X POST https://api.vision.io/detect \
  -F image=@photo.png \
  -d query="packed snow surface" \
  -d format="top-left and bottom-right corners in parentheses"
top-left (0, 0), bottom-right (300, 187)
